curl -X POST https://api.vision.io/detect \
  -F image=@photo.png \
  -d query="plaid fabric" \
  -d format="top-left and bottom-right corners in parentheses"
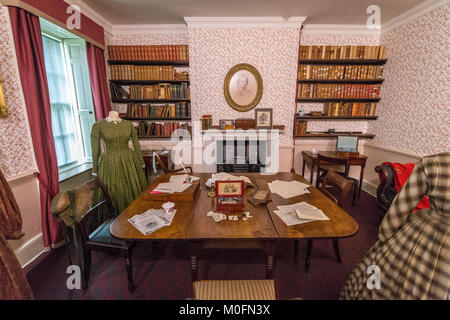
top-left (340, 152), bottom-right (450, 300)
top-left (193, 280), bottom-right (276, 300)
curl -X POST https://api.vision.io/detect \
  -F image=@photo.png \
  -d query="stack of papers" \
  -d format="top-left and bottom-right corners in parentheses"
top-left (210, 172), bottom-right (253, 186)
top-left (274, 202), bottom-right (329, 226)
top-left (268, 180), bottom-right (310, 198)
top-left (128, 209), bottom-right (176, 235)
top-left (152, 182), bottom-right (192, 193)
top-left (169, 174), bottom-right (200, 184)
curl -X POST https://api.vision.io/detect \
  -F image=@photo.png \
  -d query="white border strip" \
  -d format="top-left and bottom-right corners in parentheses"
top-left (184, 16), bottom-right (306, 28)
top-left (112, 23), bottom-right (188, 34)
top-left (302, 24), bottom-right (380, 36)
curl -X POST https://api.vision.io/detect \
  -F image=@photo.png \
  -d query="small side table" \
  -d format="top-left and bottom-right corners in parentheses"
top-left (142, 150), bottom-right (172, 180)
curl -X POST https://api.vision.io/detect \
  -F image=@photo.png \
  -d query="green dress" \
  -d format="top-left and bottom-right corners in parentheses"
top-left (91, 118), bottom-right (147, 215)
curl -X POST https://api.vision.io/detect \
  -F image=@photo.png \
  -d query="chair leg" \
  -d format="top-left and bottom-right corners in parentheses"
top-left (332, 239), bottom-right (342, 264)
top-left (82, 248), bottom-right (92, 289)
top-left (305, 240), bottom-right (313, 273)
top-left (125, 250), bottom-right (134, 291)
top-left (352, 183), bottom-right (357, 206)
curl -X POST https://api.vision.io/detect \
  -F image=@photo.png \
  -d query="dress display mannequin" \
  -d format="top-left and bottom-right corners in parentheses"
top-left (90, 111), bottom-right (148, 214)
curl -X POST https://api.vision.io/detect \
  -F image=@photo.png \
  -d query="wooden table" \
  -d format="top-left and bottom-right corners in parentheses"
top-left (188, 173), bottom-right (278, 281)
top-left (253, 172), bottom-right (359, 272)
top-left (301, 151), bottom-right (368, 198)
top-left (110, 172), bottom-right (358, 282)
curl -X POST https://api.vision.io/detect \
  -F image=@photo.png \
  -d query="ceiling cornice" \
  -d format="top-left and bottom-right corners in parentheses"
top-left (302, 24), bottom-right (380, 36)
top-left (381, 0), bottom-right (448, 34)
top-left (112, 24), bottom-right (188, 34)
top-left (183, 16), bottom-right (307, 28)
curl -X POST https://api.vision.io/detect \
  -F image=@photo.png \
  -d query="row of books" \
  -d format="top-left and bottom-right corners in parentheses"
top-left (295, 120), bottom-right (308, 136)
top-left (126, 103), bottom-right (191, 118)
top-left (108, 45), bottom-right (189, 61)
top-left (129, 83), bottom-right (190, 100)
top-left (298, 65), bottom-right (383, 80)
top-left (110, 65), bottom-right (187, 81)
top-left (299, 45), bottom-right (386, 60)
top-left (322, 102), bottom-right (377, 117)
top-left (134, 121), bottom-right (191, 137)
top-left (298, 84), bottom-right (381, 99)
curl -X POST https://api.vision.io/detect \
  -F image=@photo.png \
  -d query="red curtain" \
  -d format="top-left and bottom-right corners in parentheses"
top-left (86, 42), bottom-right (111, 120)
top-left (8, 7), bottom-right (62, 248)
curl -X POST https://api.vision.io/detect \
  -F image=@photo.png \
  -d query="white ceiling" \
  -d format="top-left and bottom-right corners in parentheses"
top-left (81, 0), bottom-right (427, 25)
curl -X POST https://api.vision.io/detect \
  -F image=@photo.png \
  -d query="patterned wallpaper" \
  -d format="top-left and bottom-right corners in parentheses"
top-left (0, 4), bottom-right (36, 177)
top-left (189, 27), bottom-right (301, 144)
top-left (369, 3), bottom-right (449, 155)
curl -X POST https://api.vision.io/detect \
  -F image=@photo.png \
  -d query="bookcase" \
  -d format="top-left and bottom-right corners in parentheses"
top-left (294, 45), bottom-right (387, 139)
top-left (108, 45), bottom-right (192, 139)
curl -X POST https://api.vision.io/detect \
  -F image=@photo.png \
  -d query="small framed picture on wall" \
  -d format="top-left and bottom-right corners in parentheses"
top-left (255, 108), bottom-right (273, 129)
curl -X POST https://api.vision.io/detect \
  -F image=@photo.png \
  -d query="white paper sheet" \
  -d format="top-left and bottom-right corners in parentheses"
top-left (128, 209), bottom-right (177, 235)
top-left (274, 202), bottom-right (329, 226)
top-left (169, 174), bottom-right (200, 184)
top-left (268, 180), bottom-right (310, 198)
top-left (211, 172), bottom-right (253, 186)
top-left (153, 182), bottom-right (192, 193)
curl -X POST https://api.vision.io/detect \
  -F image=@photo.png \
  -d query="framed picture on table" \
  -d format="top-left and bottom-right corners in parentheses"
top-left (215, 180), bottom-right (244, 213)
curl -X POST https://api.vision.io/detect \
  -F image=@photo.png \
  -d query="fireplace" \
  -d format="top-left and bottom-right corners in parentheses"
top-left (216, 139), bottom-right (266, 173)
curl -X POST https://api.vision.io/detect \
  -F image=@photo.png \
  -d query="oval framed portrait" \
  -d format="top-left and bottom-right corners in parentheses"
top-left (223, 63), bottom-right (263, 112)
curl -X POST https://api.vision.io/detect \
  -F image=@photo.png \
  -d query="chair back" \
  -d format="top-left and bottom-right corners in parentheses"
top-left (51, 177), bottom-right (114, 242)
top-left (320, 169), bottom-right (354, 208)
top-left (153, 151), bottom-right (193, 174)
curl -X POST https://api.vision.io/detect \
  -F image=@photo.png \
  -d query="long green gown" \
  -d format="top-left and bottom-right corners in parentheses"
top-left (91, 118), bottom-right (147, 215)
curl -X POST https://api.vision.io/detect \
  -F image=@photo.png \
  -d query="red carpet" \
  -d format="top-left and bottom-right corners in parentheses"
top-left (26, 190), bottom-right (385, 300)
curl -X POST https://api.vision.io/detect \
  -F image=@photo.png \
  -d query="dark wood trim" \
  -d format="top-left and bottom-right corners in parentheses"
top-left (112, 99), bottom-right (191, 103)
top-left (295, 133), bottom-right (375, 139)
top-left (108, 60), bottom-right (189, 66)
top-left (298, 98), bottom-right (380, 103)
top-left (298, 79), bottom-right (384, 84)
top-left (110, 80), bottom-right (190, 85)
top-left (296, 115), bottom-right (378, 120)
top-left (299, 59), bottom-right (387, 65)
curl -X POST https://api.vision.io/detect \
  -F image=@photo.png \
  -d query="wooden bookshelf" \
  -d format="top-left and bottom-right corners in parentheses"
top-left (295, 133), bottom-right (375, 139)
top-left (110, 80), bottom-right (189, 85)
top-left (294, 45), bottom-right (387, 140)
top-left (298, 79), bottom-right (384, 84)
top-left (297, 98), bottom-right (380, 103)
top-left (123, 117), bottom-right (191, 121)
top-left (296, 115), bottom-right (378, 120)
top-left (299, 59), bottom-right (387, 65)
top-left (112, 98), bottom-right (190, 103)
top-left (108, 60), bottom-right (189, 67)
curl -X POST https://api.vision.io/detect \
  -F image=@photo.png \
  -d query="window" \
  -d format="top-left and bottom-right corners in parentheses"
top-left (40, 19), bottom-right (96, 179)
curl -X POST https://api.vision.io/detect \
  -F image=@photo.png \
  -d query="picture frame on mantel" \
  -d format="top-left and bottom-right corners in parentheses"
top-left (224, 63), bottom-right (263, 112)
top-left (255, 108), bottom-right (273, 129)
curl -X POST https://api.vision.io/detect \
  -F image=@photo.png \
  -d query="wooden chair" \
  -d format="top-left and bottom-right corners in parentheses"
top-left (296, 169), bottom-right (355, 273)
top-left (153, 151), bottom-right (193, 174)
top-left (51, 177), bottom-right (136, 291)
top-left (193, 280), bottom-right (277, 300)
top-left (315, 153), bottom-right (358, 205)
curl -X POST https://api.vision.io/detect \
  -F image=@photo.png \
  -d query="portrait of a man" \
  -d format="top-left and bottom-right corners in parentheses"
top-left (224, 63), bottom-right (263, 112)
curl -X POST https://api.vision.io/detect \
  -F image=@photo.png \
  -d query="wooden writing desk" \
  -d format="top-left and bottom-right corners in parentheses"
top-left (301, 151), bottom-right (368, 198)
top-left (110, 172), bottom-right (358, 282)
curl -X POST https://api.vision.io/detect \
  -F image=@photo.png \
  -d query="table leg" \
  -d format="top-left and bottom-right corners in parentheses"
top-left (305, 240), bottom-right (313, 273)
top-left (190, 241), bottom-right (201, 283)
top-left (310, 163), bottom-right (315, 184)
top-left (302, 160), bottom-right (306, 178)
top-left (265, 241), bottom-right (276, 279)
top-left (332, 239), bottom-right (342, 264)
top-left (358, 164), bottom-right (366, 199)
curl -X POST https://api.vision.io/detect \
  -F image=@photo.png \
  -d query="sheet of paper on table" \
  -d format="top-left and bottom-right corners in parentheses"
top-left (274, 202), bottom-right (329, 226)
top-left (153, 182), bottom-right (192, 193)
top-left (268, 180), bottom-right (310, 198)
top-left (128, 209), bottom-right (177, 235)
top-left (169, 174), bottom-right (200, 184)
top-left (211, 172), bottom-right (253, 186)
